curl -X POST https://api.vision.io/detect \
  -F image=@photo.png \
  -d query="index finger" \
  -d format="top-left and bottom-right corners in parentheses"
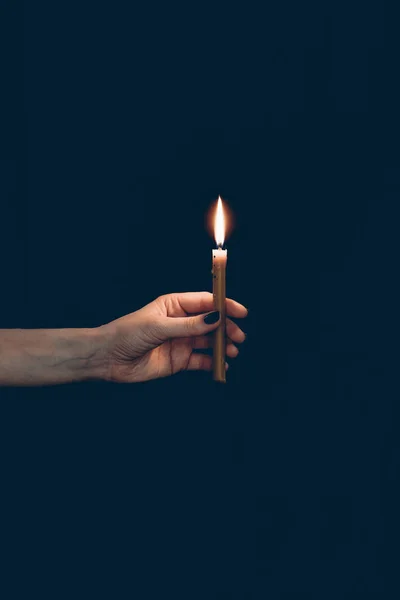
top-left (175, 292), bottom-right (248, 318)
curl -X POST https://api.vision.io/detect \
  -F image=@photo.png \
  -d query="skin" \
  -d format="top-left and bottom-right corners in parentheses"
top-left (0, 292), bottom-right (247, 386)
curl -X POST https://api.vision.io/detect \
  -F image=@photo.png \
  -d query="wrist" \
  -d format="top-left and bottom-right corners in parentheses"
top-left (83, 326), bottom-right (114, 382)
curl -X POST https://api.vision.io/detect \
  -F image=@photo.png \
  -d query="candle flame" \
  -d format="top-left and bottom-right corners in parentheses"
top-left (214, 196), bottom-right (225, 247)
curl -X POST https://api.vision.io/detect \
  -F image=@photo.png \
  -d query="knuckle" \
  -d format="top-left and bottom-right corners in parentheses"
top-left (157, 293), bottom-right (178, 313)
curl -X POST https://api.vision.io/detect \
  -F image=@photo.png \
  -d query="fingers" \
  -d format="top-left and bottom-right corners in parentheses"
top-left (187, 353), bottom-right (229, 372)
top-left (225, 343), bottom-right (239, 358)
top-left (191, 319), bottom-right (245, 345)
top-left (168, 292), bottom-right (248, 318)
top-left (192, 336), bottom-right (211, 349)
top-left (225, 298), bottom-right (248, 319)
top-left (192, 337), bottom-right (239, 358)
top-left (155, 310), bottom-right (246, 342)
top-left (192, 318), bottom-right (246, 348)
top-left (175, 292), bottom-right (214, 314)
top-left (187, 353), bottom-right (213, 371)
top-left (226, 318), bottom-right (246, 344)
top-left (159, 311), bottom-right (221, 339)
top-left (186, 315), bottom-right (245, 371)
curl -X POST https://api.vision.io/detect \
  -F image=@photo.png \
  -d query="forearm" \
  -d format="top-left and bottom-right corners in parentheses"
top-left (0, 328), bottom-right (110, 386)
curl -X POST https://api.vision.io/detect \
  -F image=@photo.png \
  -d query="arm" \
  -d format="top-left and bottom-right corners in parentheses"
top-left (0, 328), bottom-right (109, 386)
top-left (0, 292), bottom-right (247, 386)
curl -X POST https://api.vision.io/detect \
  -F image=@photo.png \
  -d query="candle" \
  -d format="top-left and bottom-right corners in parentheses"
top-left (212, 196), bottom-right (227, 382)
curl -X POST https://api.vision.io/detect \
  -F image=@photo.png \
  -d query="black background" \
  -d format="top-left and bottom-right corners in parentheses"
top-left (1, 1), bottom-right (399, 598)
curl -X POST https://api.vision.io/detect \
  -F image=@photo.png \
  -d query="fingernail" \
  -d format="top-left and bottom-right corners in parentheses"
top-left (204, 311), bottom-right (220, 324)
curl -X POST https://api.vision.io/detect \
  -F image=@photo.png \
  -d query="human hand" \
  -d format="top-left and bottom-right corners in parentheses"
top-left (99, 292), bottom-right (247, 383)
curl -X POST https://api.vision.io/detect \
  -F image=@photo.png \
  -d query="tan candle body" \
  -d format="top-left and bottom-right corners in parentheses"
top-left (212, 248), bottom-right (227, 382)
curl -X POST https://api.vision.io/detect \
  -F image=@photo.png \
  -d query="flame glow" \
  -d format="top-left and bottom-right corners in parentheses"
top-left (214, 196), bottom-right (225, 247)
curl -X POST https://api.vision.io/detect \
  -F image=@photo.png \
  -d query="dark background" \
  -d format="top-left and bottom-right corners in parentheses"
top-left (1, 1), bottom-right (399, 598)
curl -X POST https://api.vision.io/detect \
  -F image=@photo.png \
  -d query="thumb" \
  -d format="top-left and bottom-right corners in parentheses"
top-left (160, 310), bottom-right (220, 339)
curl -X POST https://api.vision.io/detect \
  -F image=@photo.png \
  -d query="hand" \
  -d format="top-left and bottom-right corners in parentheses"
top-left (100, 292), bottom-right (247, 383)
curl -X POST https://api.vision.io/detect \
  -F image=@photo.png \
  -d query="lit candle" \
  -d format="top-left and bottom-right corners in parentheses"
top-left (212, 196), bottom-right (227, 382)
